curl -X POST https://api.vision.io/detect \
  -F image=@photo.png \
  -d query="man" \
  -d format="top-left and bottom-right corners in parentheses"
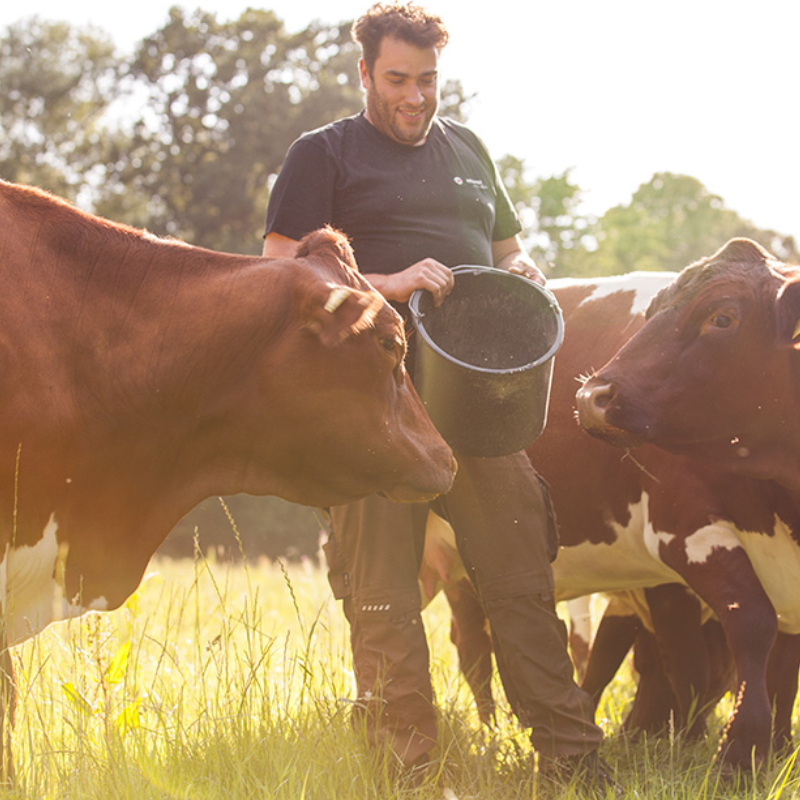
top-left (263, 2), bottom-right (610, 788)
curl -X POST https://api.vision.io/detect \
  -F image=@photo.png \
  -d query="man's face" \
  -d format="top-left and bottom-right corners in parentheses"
top-left (360, 36), bottom-right (439, 146)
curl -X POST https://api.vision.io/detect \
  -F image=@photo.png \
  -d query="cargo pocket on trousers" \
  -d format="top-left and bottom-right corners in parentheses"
top-left (350, 588), bottom-right (432, 710)
top-left (351, 588), bottom-right (427, 669)
top-left (535, 474), bottom-right (560, 563)
top-left (323, 537), bottom-right (351, 600)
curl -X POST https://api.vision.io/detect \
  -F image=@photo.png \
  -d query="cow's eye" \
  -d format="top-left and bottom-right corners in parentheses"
top-left (701, 311), bottom-right (738, 335)
top-left (711, 314), bottom-right (733, 328)
top-left (380, 337), bottom-right (398, 353)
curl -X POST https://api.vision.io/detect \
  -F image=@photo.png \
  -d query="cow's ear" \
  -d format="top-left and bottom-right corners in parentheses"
top-left (296, 226), bottom-right (358, 271)
top-left (776, 278), bottom-right (800, 350)
top-left (301, 282), bottom-right (378, 347)
top-left (712, 238), bottom-right (772, 264)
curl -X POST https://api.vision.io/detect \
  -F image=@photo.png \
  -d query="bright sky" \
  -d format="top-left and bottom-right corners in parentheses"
top-left (2, 0), bottom-right (798, 245)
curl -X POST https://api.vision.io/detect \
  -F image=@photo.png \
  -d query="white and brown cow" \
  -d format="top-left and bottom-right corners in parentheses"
top-left (421, 271), bottom-right (679, 720)
top-left (578, 238), bottom-right (800, 770)
top-left (0, 180), bottom-right (455, 776)
top-left (423, 263), bottom-right (799, 770)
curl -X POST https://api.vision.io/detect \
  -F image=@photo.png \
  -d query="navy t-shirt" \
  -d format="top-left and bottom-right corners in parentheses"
top-left (264, 112), bottom-right (522, 275)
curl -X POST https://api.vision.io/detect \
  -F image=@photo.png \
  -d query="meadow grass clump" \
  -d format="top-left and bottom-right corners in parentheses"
top-left (0, 547), bottom-right (799, 799)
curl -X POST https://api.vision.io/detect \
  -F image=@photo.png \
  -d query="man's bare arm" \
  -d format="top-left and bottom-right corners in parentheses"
top-left (492, 235), bottom-right (546, 286)
top-left (262, 232), bottom-right (300, 258)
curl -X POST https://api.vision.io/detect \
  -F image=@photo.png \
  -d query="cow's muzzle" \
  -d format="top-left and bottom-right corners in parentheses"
top-left (577, 378), bottom-right (646, 448)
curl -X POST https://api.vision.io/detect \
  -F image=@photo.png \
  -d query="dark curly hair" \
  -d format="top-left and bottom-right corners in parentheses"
top-left (352, 3), bottom-right (449, 74)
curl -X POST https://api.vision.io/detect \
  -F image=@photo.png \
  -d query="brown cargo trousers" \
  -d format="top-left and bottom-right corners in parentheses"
top-left (325, 450), bottom-right (602, 766)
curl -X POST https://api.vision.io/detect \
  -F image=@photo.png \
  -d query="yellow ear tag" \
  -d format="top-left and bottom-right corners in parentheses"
top-left (324, 286), bottom-right (351, 313)
top-left (794, 318), bottom-right (800, 342)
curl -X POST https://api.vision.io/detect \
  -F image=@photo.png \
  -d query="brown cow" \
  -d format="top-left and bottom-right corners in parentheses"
top-left (420, 272), bottom-right (699, 716)
top-left (578, 239), bottom-right (800, 770)
top-left (422, 267), bottom-right (798, 771)
top-left (0, 180), bottom-right (455, 776)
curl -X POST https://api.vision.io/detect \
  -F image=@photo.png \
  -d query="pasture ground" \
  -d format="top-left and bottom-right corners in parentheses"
top-left (3, 550), bottom-right (800, 799)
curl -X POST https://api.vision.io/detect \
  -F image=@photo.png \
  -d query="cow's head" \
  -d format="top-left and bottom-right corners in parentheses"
top-left (238, 227), bottom-right (456, 506)
top-left (577, 238), bottom-right (800, 488)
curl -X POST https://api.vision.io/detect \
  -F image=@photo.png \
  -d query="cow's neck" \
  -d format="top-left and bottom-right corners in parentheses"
top-left (10, 236), bottom-right (299, 527)
top-left (784, 477), bottom-right (800, 518)
top-left (746, 445), bottom-right (800, 515)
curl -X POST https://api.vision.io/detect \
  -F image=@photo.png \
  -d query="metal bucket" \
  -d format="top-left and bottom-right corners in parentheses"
top-left (409, 265), bottom-right (564, 457)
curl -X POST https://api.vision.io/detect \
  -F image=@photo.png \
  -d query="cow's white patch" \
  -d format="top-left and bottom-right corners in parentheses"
top-left (664, 517), bottom-right (800, 634)
top-left (644, 524), bottom-right (675, 559)
top-left (683, 523), bottom-right (742, 564)
top-left (554, 507), bottom-right (800, 635)
top-left (0, 515), bottom-right (108, 646)
top-left (564, 596), bottom-right (592, 641)
top-left (737, 516), bottom-right (800, 634)
top-left (549, 272), bottom-right (676, 317)
top-left (552, 492), bottom-right (683, 599)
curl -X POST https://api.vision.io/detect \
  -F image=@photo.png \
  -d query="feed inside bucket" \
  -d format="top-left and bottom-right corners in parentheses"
top-left (409, 266), bottom-right (564, 457)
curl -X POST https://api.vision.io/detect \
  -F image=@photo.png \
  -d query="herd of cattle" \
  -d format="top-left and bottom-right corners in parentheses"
top-left (1, 178), bottom-right (799, 777)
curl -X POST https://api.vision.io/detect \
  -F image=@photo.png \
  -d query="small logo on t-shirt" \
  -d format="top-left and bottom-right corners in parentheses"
top-left (454, 176), bottom-right (488, 190)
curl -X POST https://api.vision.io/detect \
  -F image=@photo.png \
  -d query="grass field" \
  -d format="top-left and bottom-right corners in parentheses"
top-left (3, 548), bottom-right (800, 799)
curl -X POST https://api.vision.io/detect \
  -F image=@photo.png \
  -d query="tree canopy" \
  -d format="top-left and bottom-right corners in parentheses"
top-left (1, 12), bottom-right (796, 266)
top-left (498, 157), bottom-right (596, 277)
top-left (0, 18), bottom-right (119, 202)
top-left (94, 7), bottom-right (365, 252)
top-left (577, 172), bottom-right (799, 276)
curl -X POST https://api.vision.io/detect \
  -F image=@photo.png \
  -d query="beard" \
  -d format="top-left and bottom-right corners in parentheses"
top-left (365, 89), bottom-right (438, 145)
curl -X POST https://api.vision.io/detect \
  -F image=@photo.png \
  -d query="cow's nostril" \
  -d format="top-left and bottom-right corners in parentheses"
top-left (582, 380), bottom-right (616, 410)
top-left (576, 379), bottom-right (618, 431)
top-left (592, 382), bottom-right (616, 410)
